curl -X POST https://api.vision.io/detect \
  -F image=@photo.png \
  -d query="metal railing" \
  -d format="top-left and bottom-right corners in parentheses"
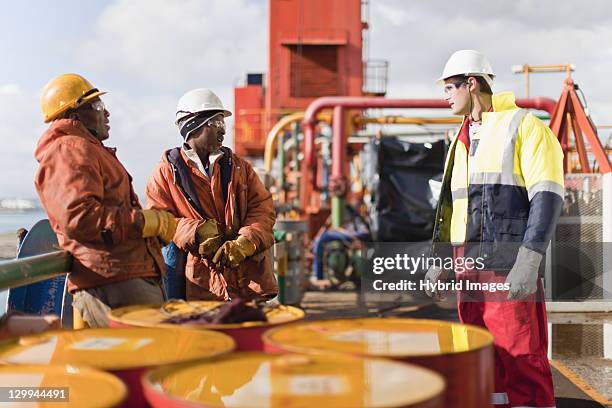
top-left (363, 59), bottom-right (388, 96)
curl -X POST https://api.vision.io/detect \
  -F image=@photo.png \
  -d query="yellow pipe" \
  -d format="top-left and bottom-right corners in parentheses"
top-left (264, 113), bottom-right (461, 171)
top-left (263, 111), bottom-right (332, 172)
top-left (264, 112), bottom-right (305, 172)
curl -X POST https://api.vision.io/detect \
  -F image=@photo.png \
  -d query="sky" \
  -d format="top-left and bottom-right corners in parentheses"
top-left (1, 0), bottom-right (611, 200)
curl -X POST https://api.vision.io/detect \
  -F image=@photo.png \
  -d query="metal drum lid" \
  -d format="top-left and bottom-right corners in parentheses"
top-left (263, 317), bottom-right (494, 357)
top-left (0, 364), bottom-right (126, 407)
top-left (109, 301), bottom-right (305, 330)
top-left (143, 352), bottom-right (445, 408)
top-left (0, 327), bottom-right (235, 370)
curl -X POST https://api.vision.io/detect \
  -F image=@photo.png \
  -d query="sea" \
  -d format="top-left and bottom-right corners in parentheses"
top-left (0, 210), bottom-right (48, 234)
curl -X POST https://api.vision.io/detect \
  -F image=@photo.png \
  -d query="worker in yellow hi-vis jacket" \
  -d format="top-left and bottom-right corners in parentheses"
top-left (425, 50), bottom-right (564, 408)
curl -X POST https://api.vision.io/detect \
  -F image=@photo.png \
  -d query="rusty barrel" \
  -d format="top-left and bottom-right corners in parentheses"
top-left (0, 327), bottom-right (235, 408)
top-left (142, 352), bottom-right (446, 408)
top-left (109, 301), bottom-right (304, 351)
top-left (263, 317), bottom-right (494, 408)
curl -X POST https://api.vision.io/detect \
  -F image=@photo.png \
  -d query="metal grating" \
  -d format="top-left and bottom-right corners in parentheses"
top-left (551, 174), bottom-right (606, 300)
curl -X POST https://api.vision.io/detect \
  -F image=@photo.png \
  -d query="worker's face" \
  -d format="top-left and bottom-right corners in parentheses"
top-left (443, 78), bottom-right (470, 116)
top-left (75, 97), bottom-right (110, 141)
top-left (187, 113), bottom-right (225, 153)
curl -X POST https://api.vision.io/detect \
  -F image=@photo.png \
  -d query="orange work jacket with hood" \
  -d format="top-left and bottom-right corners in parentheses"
top-left (34, 119), bottom-right (164, 292)
top-left (145, 147), bottom-right (278, 301)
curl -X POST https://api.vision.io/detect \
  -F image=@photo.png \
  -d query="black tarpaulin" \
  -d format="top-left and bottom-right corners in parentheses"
top-left (361, 137), bottom-right (446, 242)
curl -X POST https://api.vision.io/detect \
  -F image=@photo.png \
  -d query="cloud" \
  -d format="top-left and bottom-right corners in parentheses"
top-left (78, 0), bottom-right (267, 92)
top-left (0, 85), bottom-right (45, 198)
top-left (369, 0), bottom-right (612, 125)
top-left (71, 0), bottom-right (271, 198)
top-left (100, 91), bottom-right (178, 201)
top-left (372, 0), bottom-right (612, 30)
top-left (373, 3), bottom-right (417, 26)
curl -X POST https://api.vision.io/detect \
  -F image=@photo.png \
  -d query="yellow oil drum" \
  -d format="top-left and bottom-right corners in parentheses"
top-left (263, 318), bottom-right (494, 408)
top-left (109, 301), bottom-right (304, 351)
top-left (142, 352), bottom-right (446, 408)
top-left (0, 327), bottom-right (235, 408)
top-left (0, 364), bottom-right (126, 408)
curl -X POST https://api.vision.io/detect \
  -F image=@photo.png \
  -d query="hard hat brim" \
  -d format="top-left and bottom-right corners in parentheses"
top-left (175, 108), bottom-right (232, 125)
top-left (80, 90), bottom-right (107, 105)
top-left (435, 73), bottom-right (494, 88)
top-left (43, 90), bottom-right (108, 123)
top-left (435, 76), bottom-right (448, 85)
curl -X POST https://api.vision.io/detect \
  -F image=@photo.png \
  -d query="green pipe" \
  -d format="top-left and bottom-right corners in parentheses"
top-left (331, 196), bottom-right (344, 228)
top-left (0, 251), bottom-right (72, 290)
top-left (292, 122), bottom-right (301, 206)
top-left (277, 275), bottom-right (286, 305)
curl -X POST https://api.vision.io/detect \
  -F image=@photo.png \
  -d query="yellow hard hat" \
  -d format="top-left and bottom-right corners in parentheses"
top-left (41, 73), bottom-right (107, 123)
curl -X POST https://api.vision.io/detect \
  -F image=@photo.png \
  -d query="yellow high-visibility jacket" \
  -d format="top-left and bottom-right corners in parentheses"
top-left (432, 92), bottom-right (564, 271)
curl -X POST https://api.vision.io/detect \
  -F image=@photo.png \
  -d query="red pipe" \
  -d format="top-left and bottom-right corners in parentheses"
top-left (300, 96), bottom-right (558, 209)
top-left (330, 106), bottom-right (345, 195)
top-left (515, 97), bottom-right (557, 116)
top-left (303, 97), bottom-right (450, 168)
top-left (302, 96), bottom-right (557, 169)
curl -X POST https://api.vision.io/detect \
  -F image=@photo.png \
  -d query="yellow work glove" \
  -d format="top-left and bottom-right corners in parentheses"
top-left (196, 219), bottom-right (224, 258)
top-left (212, 235), bottom-right (257, 268)
top-left (141, 209), bottom-right (177, 244)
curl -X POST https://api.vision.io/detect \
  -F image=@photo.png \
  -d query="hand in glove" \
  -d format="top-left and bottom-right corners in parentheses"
top-left (424, 265), bottom-right (448, 301)
top-left (196, 219), bottom-right (224, 258)
top-left (505, 246), bottom-right (542, 300)
top-left (141, 209), bottom-right (176, 244)
top-left (212, 236), bottom-right (257, 268)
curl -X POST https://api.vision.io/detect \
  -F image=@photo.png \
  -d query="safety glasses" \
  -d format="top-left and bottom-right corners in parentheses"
top-left (88, 99), bottom-right (106, 112)
top-left (443, 81), bottom-right (467, 96)
top-left (205, 114), bottom-right (226, 130)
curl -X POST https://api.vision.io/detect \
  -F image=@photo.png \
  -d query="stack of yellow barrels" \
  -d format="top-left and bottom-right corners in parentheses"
top-left (0, 298), bottom-right (494, 407)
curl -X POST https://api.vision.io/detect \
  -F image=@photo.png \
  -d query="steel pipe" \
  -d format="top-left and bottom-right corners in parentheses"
top-left (0, 251), bottom-right (71, 290)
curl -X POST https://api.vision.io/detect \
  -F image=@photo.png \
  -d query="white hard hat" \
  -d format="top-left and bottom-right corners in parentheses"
top-left (175, 88), bottom-right (232, 125)
top-left (437, 50), bottom-right (495, 89)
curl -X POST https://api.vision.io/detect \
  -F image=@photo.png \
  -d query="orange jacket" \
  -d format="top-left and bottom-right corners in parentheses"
top-left (145, 148), bottom-right (278, 300)
top-left (34, 119), bottom-right (164, 292)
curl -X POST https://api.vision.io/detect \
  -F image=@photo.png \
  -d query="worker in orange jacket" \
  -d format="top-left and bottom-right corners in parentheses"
top-left (146, 89), bottom-right (278, 301)
top-left (35, 74), bottom-right (177, 327)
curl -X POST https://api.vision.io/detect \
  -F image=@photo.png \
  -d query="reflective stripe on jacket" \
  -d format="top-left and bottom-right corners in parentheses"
top-left (432, 92), bottom-right (564, 271)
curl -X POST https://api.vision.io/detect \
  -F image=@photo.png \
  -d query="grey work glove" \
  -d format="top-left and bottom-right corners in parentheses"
top-left (424, 266), bottom-right (448, 301)
top-left (505, 246), bottom-right (543, 300)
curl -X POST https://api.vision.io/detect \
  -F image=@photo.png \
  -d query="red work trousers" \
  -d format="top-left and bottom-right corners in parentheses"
top-left (454, 247), bottom-right (556, 408)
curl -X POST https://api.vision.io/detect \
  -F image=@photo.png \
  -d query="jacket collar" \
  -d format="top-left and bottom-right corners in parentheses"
top-left (491, 91), bottom-right (518, 112)
top-left (181, 145), bottom-right (224, 179)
